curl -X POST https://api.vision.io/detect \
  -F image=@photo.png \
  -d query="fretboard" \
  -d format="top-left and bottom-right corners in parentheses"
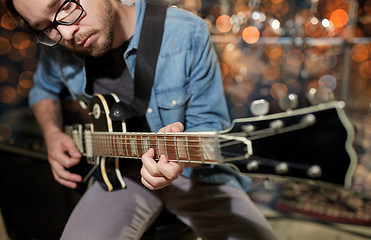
top-left (86, 131), bottom-right (220, 164)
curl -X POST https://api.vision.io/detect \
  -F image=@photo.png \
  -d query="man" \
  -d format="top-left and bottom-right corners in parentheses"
top-left (1, 0), bottom-right (278, 239)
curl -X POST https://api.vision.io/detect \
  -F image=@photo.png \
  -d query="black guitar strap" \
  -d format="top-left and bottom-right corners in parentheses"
top-left (133, 1), bottom-right (167, 115)
top-left (110, 0), bottom-right (167, 120)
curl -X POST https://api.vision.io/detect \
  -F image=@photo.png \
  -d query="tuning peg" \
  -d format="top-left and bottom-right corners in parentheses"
top-left (250, 99), bottom-right (269, 117)
top-left (275, 162), bottom-right (289, 174)
top-left (307, 165), bottom-right (322, 178)
top-left (278, 93), bottom-right (298, 111)
top-left (269, 119), bottom-right (284, 130)
top-left (242, 124), bottom-right (255, 134)
top-left (307, 87), bottom-right (335, 105)
top-left (246, 160), bottom-right (259, 171)
top-left (300, 114), bottom-right (316, 126)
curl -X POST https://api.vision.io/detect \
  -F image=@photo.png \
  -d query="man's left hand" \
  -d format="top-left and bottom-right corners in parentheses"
top-left (140, 122), bottom-right (185, 190)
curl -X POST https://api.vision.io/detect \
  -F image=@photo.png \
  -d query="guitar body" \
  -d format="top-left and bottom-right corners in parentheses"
top-left (89, 94), bottom-right (127, 192)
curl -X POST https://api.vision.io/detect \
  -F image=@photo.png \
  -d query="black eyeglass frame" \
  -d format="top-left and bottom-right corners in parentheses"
top-left (36, 0), bottom-right (84, 47)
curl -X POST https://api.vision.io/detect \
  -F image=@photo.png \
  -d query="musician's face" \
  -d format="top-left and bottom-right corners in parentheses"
top-left (12, 0), bottom-right (115, 56)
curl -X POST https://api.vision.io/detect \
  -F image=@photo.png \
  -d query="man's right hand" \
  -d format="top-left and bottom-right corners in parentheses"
top-left (45, 130), bottom-right (82, 189)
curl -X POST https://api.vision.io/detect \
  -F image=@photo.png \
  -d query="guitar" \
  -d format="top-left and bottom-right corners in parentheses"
top-left (66, 93), bottom-right (357, 192)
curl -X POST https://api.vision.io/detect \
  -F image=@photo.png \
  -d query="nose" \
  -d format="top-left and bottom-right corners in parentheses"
top-left (57, 24), bottom-right (79, 41)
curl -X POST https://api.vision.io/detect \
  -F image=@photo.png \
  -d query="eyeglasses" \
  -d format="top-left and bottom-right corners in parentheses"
top-left (36, 0), bottom-right (83, 47)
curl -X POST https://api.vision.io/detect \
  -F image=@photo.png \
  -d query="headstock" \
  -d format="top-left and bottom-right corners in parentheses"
top-left (218, 101), bottom-right (357, 188)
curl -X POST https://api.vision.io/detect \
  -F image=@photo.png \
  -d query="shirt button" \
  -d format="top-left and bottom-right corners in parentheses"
top-left (147, 108), bottom-right (153, 114)
top-left (172, 100), bottom-right (177, 106)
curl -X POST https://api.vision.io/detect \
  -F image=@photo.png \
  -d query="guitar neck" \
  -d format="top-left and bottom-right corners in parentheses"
top-left (66, 94), bottom-right (358, 188)
top-left (85, 131), bottom-right (220, 164)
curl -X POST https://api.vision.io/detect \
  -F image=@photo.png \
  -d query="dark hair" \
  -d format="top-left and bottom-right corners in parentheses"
top-left (0, 0), bottom-right (28, 29)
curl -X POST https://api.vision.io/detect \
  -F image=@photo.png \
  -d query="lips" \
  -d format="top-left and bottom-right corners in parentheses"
top-left (76, 34), bottom-right (94, 48)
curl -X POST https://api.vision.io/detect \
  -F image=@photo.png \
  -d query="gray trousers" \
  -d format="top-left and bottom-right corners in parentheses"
top-left (61, 162), bottom-right (277, 240)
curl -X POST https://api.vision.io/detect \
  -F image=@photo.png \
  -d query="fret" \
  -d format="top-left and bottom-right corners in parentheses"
top-left (124, 134), bottom-right (129, 158)
top-left (124, 134), bottom-right (130, 158)
top-left (173, 133), bottom-right (179, 161)
top-left (116, 134), bottom-right (121, 157)
top-left (114, 134), bottom-right (120, 157)
top-left (142, 133), bottom-right (149, 156)
top-left (154, 134), bottom-right (159, 159)
top-left (116, 135), bottom-right (123, 157)
top-left (148, 133), bottom-right (157, 159)
top-left (198, 134), bottom-right (204, 163)
top-left (186, 136), bottom-right (199, 161)
top-left (114, 134), bottom-right (121, 157)
top-left (164, 134), bottom-right (168, 159)
top-left (98, 134), bottom-right (103, 156)
top-left (177, 135), bottom-right (187, 160)
top-left (100, 134), bottom-right (104, 155)
top-left (139, 133), bottom-right (143, 156)
top-left (94, 134), bottom-right (100, 156)
top-left (101, 134), bottom-right (106, 156)
top-left (110, 134), bottom-right (114, 156)
top-left (157, 134), bottom-right (165, 158)
top-left (120, 134), bottom-right (124, 157)
top-left (136, 133), bottom-right (142, 157)
top-left (186, 135), bottom-right (191, 162)
top-left (99, 134), bottom-right (104, 156)
top-left (164, 133), bottom-right (175, 160)
top-left (105, 134), bottom-right (109, 156)
top-left (130, 133), bottom-right (138, 158)
top-left (110, 134), bottom-right (115, 156)
top-left (106, 134), bottom-right (111, 156)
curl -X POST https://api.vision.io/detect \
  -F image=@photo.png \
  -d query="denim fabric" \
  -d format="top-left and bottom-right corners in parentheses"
top-left (29, 0), bottom-right (251, 192)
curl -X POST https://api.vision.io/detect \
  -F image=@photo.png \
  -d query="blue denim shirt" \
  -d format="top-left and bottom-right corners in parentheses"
top-left (29, 0), bottom-right (251, 192)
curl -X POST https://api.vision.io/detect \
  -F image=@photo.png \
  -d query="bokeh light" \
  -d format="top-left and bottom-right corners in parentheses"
top-left (242, 26), bottom-right (260, 44)
top-left (7, 47), bottom-right (25, 62)
top-left (270, 82), bottom-right (288, 100)
top-left (230, 88), bottom-right (248, 107)
top-left (12, 32), bottom-right (31, 50)
top-left (0, 86), bottom-right (17, 104)
top-left (305, 19), bottom-right (323, 37)
top-left (19, 42), bottom-right (38, 58)
top-left (350, 72), bottom-right (368, 90)
top-left (350, 44), bottom-right (369, 62)
top-left (286, 49), bottom-right (303, 68)
top-left (319, 74), bottom-right (337, 90)
top-left (270, 0), bottom-right (289, 18)
top-left (263, 64), bottom-right (280, 81)
top-left (0, 37), bottom-right (11, 55)
top-left (0, 66), bottom-right (9, 83)
top-left (359, 61), bottom-right (371, 79)
top-left (0, 14), bottom-right (15, 31)
top-left (216, 15), bottom-right (232, 33)
top-left (330, 9), bottom-right (348, 28)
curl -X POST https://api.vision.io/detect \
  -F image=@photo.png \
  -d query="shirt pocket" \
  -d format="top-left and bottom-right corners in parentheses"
top-left (155, 85), bottom-right (192, 126)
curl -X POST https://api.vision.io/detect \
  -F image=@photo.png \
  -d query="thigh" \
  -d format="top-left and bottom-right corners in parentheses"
top-left (161, 176), bottom-right (277, 240)
top-left (61, 179), bottom-right (163, 240)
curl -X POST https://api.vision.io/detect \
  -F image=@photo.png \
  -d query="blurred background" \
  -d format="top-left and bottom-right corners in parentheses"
top-left (0, 0), bottom-right (370, 239)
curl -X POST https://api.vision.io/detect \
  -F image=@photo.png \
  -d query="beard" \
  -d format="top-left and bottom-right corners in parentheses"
top-left (72, 0), bottom-right (115, 57)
